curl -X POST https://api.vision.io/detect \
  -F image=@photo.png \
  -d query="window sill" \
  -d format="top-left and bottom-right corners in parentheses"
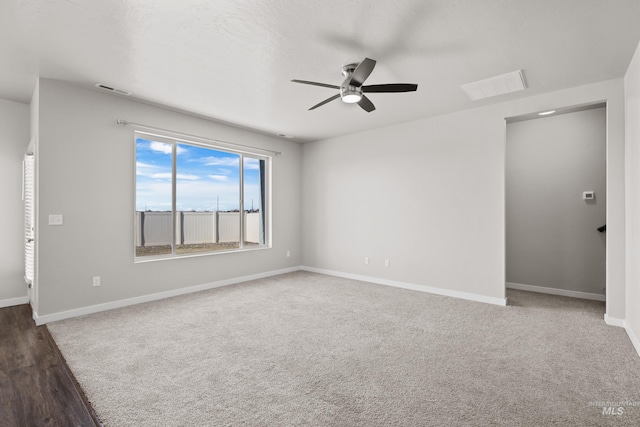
top-left (133, 244), bottom-right (271, 264)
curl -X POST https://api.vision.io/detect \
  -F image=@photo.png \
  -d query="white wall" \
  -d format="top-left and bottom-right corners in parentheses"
top-left (302, 79), bottom-right (626, 319)
top-left (625, 41), bottom-right (640, 352)
top-left (33, 79), bottom-right (302, 318)
top-left (303, 107), bottom-right (506, 302)
top-left (506, 108), bottom-right (606, 295)
top-left (0, 99), bottom-right (30, 305)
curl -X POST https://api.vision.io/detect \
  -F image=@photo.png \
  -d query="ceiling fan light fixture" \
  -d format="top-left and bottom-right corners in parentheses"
top-left (342, 93), bottom-right (362, 103)
top-left (340, 85), bottom-right (362, 103)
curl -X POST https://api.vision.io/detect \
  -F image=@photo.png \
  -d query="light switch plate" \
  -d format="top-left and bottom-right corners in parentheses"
top-left (48, 214), bottom-right (63, 225)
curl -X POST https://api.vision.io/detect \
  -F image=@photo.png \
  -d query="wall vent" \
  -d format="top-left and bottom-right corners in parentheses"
top-left (95, 83), bottom-right (132, 96)
top-left (461, 70), bottom-right (526, 101)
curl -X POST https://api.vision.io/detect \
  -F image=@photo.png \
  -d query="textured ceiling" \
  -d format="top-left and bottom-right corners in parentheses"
top-left (1, 0), bottom-right (639, 142)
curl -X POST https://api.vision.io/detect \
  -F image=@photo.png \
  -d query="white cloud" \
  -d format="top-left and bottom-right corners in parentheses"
top-left (177, 174), bottom-right (199, 181)
top-left (136, 161), bottom-right (162, 177)
top-left (208, 175), bottom-right (228, 181)
top-left (202, 156), bottom-right (239, 167)
top-left (149, 141), bottom-right (186, 155)
top-left (244, 158), bottom-right (260, 170)
top-left (213, 168), bottom-right (232, 175)
top-left (150, 173), bottom-right (172, 180)
top-left (149, 141), bottom-right (172, 154)
top-left (146, 172), bottom-right (199, 180)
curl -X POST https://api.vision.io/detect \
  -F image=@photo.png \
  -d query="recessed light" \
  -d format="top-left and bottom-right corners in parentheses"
top-left (538, 110), bottom-right (556, 116)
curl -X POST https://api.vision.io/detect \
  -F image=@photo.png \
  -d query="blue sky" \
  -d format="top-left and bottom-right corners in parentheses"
top-left (136, 138), bottom-right (262, 212)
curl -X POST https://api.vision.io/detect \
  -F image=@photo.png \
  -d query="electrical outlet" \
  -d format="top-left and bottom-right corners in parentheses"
top-left (48, 214), bottom-right (63, 225)
top-left (364, 257), bottom-right (369, 265)
top-left (92, 276), bottom-right (101, 287)
top-left (384, 259), bottom-right (390, 267)
top-left (286, 250), bottom-right (291, 258)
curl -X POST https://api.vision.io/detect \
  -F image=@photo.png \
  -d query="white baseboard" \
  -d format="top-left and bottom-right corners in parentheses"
top-left (0, 295), bottom-right (30, 309)
top-left (604, 313), bottom-right (626, 328)
top-left (603, 315), bottom-right (640, 359)
top-left (625, 323), bottom-right (640, 359)
top-left (301, 266), bottom-right (507, 306)
top-left (506, 282), bottom-right (606, 302)
top-left (33, 267), bottom-right (301, 325)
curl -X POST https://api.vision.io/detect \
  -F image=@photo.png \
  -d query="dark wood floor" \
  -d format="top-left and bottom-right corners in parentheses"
top-left (0, 304), bottom-right (100, 426)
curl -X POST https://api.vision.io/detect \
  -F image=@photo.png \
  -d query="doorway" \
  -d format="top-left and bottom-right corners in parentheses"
top-left (505, 104), bottom-right (607, 301)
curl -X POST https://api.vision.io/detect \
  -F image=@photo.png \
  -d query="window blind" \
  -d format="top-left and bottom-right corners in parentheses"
top-left (23, 153), bottom-right (34, 285)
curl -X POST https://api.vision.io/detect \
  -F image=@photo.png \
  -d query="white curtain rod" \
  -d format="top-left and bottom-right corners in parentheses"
top-left (116, 119), bottom-right (282, 156)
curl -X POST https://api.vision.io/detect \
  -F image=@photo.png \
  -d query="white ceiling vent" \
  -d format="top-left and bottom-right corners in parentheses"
top-left (461, 70), bottom-right (526, 101)
top-left (95, 83), bottom-right (132, 96)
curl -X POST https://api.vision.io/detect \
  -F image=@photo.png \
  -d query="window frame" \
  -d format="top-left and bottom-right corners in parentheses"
top-left (133, 130), bottom-right (272, 262)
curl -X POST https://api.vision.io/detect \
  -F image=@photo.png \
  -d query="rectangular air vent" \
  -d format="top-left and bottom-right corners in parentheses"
top-left (461, 70), bottom-right (526, 101)
top-left (95, 83), bottom-right (131, 96)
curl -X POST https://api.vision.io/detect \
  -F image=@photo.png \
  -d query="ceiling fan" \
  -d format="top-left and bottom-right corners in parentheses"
top-left (291, 58), bottom-right (418, 112)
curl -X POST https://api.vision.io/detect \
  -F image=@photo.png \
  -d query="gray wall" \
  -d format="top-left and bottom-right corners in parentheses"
top-left (302, 78), bottom-right (626, 320)
top-left (506, 108), bottom-right (606, 294)
top-left (625, 40), bottom-right (640, 348)
top-left (0, 99), bottom-right (30, 303)
top-left (33, 79), bottom-right (302, 317)
top-left (22, 73), bottom-right (632, 326)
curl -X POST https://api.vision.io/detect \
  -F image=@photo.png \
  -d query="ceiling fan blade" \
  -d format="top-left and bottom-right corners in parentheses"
top-left (291, 79), bottom-right (340, 89)
top-left (357, 95), bottom-right (376, 112)
top-left (349, 58), bottom-right (377, 86)
top-left (309, 94), bottom-right (341, 110)
top-left (363, 83), bottom-right (418, 93)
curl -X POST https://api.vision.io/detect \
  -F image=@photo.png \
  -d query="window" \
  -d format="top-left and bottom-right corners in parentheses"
top-left (135, 132), bottom-right (270, 259)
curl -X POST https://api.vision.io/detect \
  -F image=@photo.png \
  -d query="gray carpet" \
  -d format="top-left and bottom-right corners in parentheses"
top-left (48, 271), bottom-right (640, 426)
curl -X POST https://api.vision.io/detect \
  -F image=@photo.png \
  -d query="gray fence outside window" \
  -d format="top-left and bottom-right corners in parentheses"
top-left (135, 211), bottom-right (260, 247)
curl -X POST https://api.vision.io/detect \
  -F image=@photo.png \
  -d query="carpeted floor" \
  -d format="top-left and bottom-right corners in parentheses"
top-left (48, 271), bottom-right (640, 426)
